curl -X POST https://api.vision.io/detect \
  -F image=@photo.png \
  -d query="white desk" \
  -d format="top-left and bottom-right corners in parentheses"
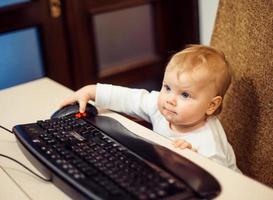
top-left (0, 78), bottom-right (272, 200)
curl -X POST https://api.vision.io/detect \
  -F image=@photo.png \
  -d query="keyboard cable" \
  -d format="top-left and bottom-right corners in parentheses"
top-left (0, 125), bottom-right (13, 134)
top-left (0, 125), bottom-right (52, 182)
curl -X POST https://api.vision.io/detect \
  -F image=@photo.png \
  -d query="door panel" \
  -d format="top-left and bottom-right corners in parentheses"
top-left (0, 27), bottom-right (44, 89)
top-left (93, 4), bottom-right (157, 78)
top-left (0, 0), bottom-right (29, 8)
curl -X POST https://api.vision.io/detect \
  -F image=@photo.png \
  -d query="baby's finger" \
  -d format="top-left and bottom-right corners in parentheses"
top-left (173, 139), bottom-right (185, 148)
top-left (180, 142), bottom-right (190, 149)
top-left (78, 100), bottom-right (87, 113)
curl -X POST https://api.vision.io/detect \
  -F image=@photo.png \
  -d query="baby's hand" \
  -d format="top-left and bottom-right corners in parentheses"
top-left (60, 85), bottom-right (96, 113)
top-left (172, 139), bottom-right (197, 152)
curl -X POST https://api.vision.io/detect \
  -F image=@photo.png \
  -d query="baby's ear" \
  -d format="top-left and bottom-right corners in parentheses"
top-left (206, 96), bottom-right (222, 115)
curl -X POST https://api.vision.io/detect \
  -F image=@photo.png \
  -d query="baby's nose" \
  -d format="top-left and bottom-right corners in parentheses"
top-left (167, 95), bottom-right (177, 106)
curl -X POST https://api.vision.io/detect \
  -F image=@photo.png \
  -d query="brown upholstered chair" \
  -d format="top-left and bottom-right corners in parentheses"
top-left (210, 0), bottom-right (273, 187)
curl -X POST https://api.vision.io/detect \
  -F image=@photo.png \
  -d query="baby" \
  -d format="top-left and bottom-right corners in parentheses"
top-left (61, 45), bottom-right (240, 172)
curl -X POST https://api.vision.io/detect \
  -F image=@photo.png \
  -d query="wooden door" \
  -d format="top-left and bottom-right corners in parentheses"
top-left (0, 0), bottom-right (72, 89)
top-left (0, 0), bottom-right (199, 91)
top-left (62, 0), bottom-right (199, 90)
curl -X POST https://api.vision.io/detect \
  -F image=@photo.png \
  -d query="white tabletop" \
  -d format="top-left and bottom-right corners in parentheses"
top-left (0, 78), bottom-right (272, 200)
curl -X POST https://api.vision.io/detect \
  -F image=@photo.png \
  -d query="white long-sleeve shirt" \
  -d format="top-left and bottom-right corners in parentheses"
top-left (95, 83), bottom-right (241, 172)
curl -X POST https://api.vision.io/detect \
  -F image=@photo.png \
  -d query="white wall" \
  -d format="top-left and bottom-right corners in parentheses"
top-left (198, 0), bottom-right (219, 45)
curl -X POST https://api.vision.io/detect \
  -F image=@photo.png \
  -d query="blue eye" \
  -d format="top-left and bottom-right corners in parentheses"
top-left (181, 92), bottom-right (190, 98)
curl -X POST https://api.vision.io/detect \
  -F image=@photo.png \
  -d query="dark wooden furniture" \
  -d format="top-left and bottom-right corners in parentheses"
top-left (0, 0), bottom-right (199, 90)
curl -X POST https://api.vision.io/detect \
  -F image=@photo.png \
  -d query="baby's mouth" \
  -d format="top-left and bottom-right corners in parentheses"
top-left (164, 107), bottom-right (176, 114)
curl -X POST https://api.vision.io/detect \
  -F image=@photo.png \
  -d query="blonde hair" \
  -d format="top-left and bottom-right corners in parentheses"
top-left (166, 45), bottom-right (232, 115)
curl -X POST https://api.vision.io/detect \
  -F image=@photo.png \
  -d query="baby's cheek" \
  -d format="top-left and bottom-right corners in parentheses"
top-left (158, 104), bottom-right (164, 115)
top-left (157, 97), bottom-right (163, 110)
top-left (175, 103), bottom-right (186, 113)
top-left (175, 107), bottom-right (190, 120)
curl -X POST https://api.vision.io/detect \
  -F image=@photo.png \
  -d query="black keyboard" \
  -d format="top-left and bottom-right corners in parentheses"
top-left (13, 114), bottom-right (221, 200)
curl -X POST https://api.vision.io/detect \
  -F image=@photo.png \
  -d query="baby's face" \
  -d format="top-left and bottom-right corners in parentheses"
top-left (158, 67), bottom-right (217, 132)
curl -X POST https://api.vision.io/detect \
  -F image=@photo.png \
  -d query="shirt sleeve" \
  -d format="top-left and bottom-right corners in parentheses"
top-left (95, 83), bottom-right (158, 123)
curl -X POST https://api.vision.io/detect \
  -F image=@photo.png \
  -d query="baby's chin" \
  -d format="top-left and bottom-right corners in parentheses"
top-left (163, 113), bottom-right (177, 124)
top-left (163, 115), bottom-right (188, 127)
top-left (159, 109), bottom-right (178, 123)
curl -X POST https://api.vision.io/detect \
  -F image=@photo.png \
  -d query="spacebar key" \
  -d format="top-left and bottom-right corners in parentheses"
top-left (83, 178), bottom-right (132, 200)
top-left (81, 179), bottom-right (110, 199)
